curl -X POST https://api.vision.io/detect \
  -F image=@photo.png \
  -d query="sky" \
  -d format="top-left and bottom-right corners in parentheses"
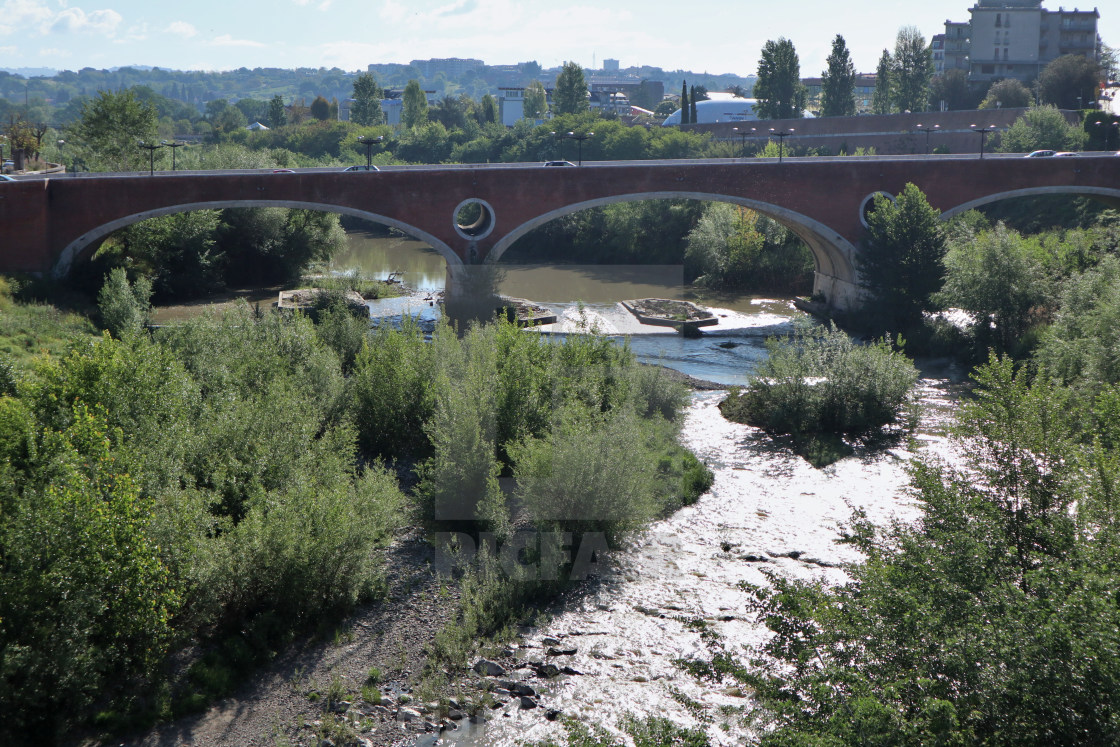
top-left (0, 0), bottom-right (1115, 79)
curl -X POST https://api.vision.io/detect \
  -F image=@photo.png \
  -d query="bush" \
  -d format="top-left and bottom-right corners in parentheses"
top-left (723, 321), bottom-right (918, 439)
top-left (0, 409), bottom-right (178, 744)
top-left (97, 267), bottom-right (152, 338)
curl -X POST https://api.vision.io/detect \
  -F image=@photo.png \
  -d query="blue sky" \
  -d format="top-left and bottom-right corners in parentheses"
top-left (0, 0), bottom-right (1114, 78)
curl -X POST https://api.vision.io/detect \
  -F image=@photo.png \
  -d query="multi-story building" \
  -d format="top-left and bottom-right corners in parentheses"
top-left (941, 0), bottom-right (1099, 86)
top-left (408, 58), bottom-right (485, 80)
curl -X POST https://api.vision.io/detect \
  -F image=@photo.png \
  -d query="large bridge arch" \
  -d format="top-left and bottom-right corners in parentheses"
top-left (487, 191), bottom-right (862, 308)
top-left (941, 185), bottom-right (1120, 221)
top-left (51, 199), bottom-right (462, 278)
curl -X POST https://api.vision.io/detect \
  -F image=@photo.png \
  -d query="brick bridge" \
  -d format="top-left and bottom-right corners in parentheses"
top-left (2, 156), bottom-right (1118, 310)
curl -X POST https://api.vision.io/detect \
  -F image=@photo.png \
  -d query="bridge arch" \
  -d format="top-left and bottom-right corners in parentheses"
top-left (51, 199), bottom-right (462, 278)
top-left (941, 185), bottom-right (1120, 221)
top-left (486, 191), bottom-right (862, 308)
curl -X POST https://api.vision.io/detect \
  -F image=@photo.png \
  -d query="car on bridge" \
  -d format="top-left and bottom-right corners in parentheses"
top-left (543, 160), bottom-right (576, 167)
top-left (1024, 150), bottom-right (1057, 158)
top-left (0, 174), bottom-right (15, 182)
top-left (343, 165), bottom-right (380, 172)
top-left (1054, 152), bottom-right (1079, 157)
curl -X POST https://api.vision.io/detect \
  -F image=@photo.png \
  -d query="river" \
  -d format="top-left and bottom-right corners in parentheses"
top-left (331, 231), bottom-right (967, 746)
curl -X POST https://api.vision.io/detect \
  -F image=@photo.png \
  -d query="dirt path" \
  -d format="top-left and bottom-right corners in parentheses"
top-left (129, 532), bottom-right (455, 747)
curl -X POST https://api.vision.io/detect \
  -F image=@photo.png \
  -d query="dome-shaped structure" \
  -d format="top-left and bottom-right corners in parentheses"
top-left (661, 94), bottom-right (815, 126)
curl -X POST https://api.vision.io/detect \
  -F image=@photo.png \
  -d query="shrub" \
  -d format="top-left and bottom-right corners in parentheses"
top-left (97, 267), bottom-right (152, 338)
top-left (724, 321), bottom-right (918, 439)
top-left (349, 315), bottom-right (435, 459)
top-left (0, 408), bottom-right (178, 744)
top-left (511, 405), bottom-right (661, 543)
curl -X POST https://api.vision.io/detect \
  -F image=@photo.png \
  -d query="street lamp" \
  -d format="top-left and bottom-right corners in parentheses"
top-left (915, 123), bottom-right (940, 155)
top-left (732, 126), bottom-right (755, 158)
top-left (162, 140), bottom-right (187, 171)
top-left (769, 128), bottom-right (793, 163)
top-left (564, 131), bottom-right (594, 166)
top-left (138, 140), bottom-right (163, 176)
top-left (971, 124), bottom-right (997, 159)
top-left (356, 134), bottom-right (384, 171)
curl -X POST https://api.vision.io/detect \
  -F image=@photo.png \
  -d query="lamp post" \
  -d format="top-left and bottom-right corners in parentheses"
top-left (138, 140), bottom-right (163, 175)
top-left (769, 128), bottom-right (793, 163)
top-left (971, 124), bottom-right (997, 159)
top-left (732, 126), bottom-right (754, 158)
top-left (565, 131), bottom-right (594, 166)
top-left (1093, 120), bottom-right (1120, 150)
top-left (915, 123), bottom-right (939, 155)
top-left (550, 131), bottom-right (566, 162)
top-left (356, 134), bottom-right (384, 171)
top-left (162, 140), bottom-right (187, 171)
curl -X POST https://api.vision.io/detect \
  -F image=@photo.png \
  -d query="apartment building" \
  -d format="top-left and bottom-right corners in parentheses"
top-left (941, 0), bottom-right (1100, 86)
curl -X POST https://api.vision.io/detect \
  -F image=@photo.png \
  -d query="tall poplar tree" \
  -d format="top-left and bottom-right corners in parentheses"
top-left (754, 38), bottom-right (808, 119)
top-left (402, 79), bottom-right (429, 129)
top-left (872, 49), bottom-right (893, 115)
top-left (523, 80), bottom-right (548, 120)
top-left (350, 72), bottom-right (384, 126)
top-left (268, 94), bottom-right (287, 128)
top-left (553, 61), bottom-right (589, 115)
top-left (820, 35), bottom-right (857, 117)
top-left (680, 81), bottom-right (690, 124)
top-left (689, 85), bottom-right (699, 123)
top-left (891, 26), bottom-right (934, 113)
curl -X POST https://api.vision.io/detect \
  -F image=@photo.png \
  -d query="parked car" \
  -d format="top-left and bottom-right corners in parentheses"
top-left (1, 159), bottom-right (14, 171)
top-left (543, 160), bottom-right (576, 167)
top-left (1024, 150), bottom-right (1057, 158)
top-left (343, 164), bottom-right (380, 172)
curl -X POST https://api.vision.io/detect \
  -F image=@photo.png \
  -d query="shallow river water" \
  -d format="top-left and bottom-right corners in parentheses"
top-left (332, 232), bottom-right (967, 746)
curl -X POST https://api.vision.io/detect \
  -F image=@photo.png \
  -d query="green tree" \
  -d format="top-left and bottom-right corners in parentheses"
top-left (858, 182), bottom-right (946, 330)
top-left (310, 95), bottom-right (331, 121)
top-left (554, 61), bottom-right (589, 116)
top-left (930, 68), bottom-right (977, 110)
top-left (937, 223), bottom-right (1051, 354)
top-left (754, 38), bottom-right (808, 119)
top-left (998, 104), bottom-right (1087, 152)
top-left (479, 93), bottom-right (498, 124)
top-left (523, 80), bottom-right (548, 120)
top-left (0, 408), bottom-right (178, 742)
top-left (349, 72), bottom-right (383, 126)
top-left (97, 268), bottom-right (152, 338)
top-left (680, 81), bottom-right (690, 124)
top-left (1037, 53), bottom-right (1102, 110)
top-left (820, 35), bottom-right (857, 117)
top-left (981, 77), bottom-right (1032, 109)
top-left (401, 79), bottom-right (429, 129)
top-left (689, 85), bottom-right (699, 123)
top-left (891, 26), bottom-right (933, 113)
top-left (872, 49), bottom-right (893, 114)
top-left (67, 88), bottom-right (158, 171)
top-left (268, 94), bottom-right (287, 128)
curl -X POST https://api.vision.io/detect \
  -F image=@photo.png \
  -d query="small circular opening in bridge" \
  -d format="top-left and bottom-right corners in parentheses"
top-left (453, 198), bottom-right (496, 241)
top-left (859, 191), bottom-right (896, 229)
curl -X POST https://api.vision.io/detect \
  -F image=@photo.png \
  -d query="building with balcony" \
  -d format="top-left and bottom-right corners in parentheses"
top-left (941, 0), bottom-right (1100, 87)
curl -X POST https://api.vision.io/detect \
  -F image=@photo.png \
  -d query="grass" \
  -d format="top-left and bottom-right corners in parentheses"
top-left (0, 278), bottom-right (99, 371)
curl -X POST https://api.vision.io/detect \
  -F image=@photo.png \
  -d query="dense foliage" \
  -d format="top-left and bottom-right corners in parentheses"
top-left (754, 38), bottom-right (808, 120)
top-left (721, 321), bottom-right (918, 440)
top-left (0, 267), bottom-right (710, 743)
top-left (858, 182), bottom-right (947, 332)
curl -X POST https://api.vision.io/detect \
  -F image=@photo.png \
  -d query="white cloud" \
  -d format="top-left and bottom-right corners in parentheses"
top-left (165, 21), bottom-right (196, 39)
top-left (38, 46), bottom-right (68, 57)
top-left (0, 0), bottom-right (53, 34)
top-left (50, 7), bottom-right (122, 35)
top-left (208, 34), bottom-right (265, 48)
